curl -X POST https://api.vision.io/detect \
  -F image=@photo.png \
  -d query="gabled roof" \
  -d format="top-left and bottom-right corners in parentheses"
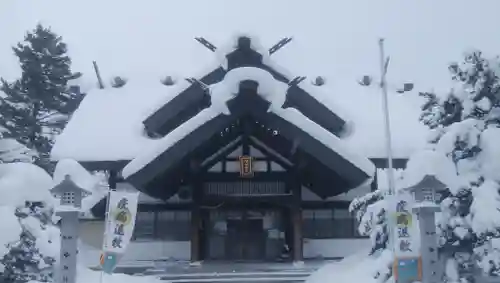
top-left (142, 36), bottom-right (346, 138)
top-left (124, 79), bottom-right (374, 200)
top-left (51, 36), bottom-right (427, 166)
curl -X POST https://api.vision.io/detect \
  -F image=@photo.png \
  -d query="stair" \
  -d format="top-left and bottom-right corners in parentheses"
top-left (157, 271), bottom-right (310, 282)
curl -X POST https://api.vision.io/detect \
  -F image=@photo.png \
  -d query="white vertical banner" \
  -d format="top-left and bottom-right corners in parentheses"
top-left (103, 190), bottom-right (140, 254)
top-left (393, 190), bottom-right (421, 258)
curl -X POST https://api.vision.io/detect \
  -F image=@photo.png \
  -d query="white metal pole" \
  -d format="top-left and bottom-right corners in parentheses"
top-left (378, 38), bottom-right (397, 251)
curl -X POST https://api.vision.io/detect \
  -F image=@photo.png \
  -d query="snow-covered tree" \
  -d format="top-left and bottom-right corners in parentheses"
top-left (351, 50), bottom-right (500, 282)
top-left (0, 24), bottom-right (84, 173)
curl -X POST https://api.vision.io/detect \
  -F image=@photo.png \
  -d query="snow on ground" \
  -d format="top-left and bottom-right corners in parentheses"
top-left (75, 267), bottom-right (163, 283)
top-left (27, 266), bottom-right (164, 283)
top-left (306, 250), bottom-right (393, 283)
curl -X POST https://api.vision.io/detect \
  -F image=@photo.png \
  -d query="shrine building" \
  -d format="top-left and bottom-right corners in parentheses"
top-left (52, 35), bottom-right (419, 262)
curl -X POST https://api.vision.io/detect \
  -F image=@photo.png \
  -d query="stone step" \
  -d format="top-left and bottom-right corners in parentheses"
top-left (161, 277), bottom-right (307, 283)
top-left (157, 271), bottom-right (311, 280)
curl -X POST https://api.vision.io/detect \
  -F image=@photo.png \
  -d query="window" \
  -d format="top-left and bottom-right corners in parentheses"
top-left (62, 192), bottom-right (75, 205)
top-left (132, 211), bottom-right (191, 241)
top-left (132, 211), bottom-right (155, 240)
top-left (156, 211), bottom-right (191, 241)
top-left (302, 208), bottom-right (364, 239)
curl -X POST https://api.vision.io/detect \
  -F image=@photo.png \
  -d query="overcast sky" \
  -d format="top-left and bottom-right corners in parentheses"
top-left (2, 0), bottom-right (500, 94)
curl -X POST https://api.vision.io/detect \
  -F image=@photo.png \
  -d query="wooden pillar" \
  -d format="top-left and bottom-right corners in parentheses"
top-left (370, 169), bottom-right (378, 192)
top-left (288, 165), bottom-right (303, 262)
top-left (190, 209), bottom-right (201, 262)
top-left (190, 165), bottom-right (203, 262)
top-left (291, 183), bottom-right (303, 262)
top-left (108, 170), bottom-right (118, 191)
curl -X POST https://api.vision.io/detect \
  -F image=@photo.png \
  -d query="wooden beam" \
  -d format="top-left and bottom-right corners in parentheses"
top-left (126, 113), bottom-right (236, 189)
top-left (224, 156), bottom-right (273, 162)
top-left (200, 172), bottom-right (288, 182)
top-left (79, 160), bottom-right (129, 171)
top-left (202, 194), bottom-right (293, 206)
top-left (242, 117), bottom-right (251, 155)
top-left (369, 158), bottom-right (408, 169)
top-left (248, 136), bottom-right (293, 170)
top-left (200, 136), bottom-right (243, 171)
top-left (253, 111), bottom-right (370, 188)
top-left (285, 84), bottom-right (346, 136)
top-left (143, 67), bottom-right (225, 136)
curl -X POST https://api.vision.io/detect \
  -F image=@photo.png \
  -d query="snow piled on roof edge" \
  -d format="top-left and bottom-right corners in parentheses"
top-left (275, 108), bottom-right (375, 177)
top-left (122, 107), bottom-right (220, 178)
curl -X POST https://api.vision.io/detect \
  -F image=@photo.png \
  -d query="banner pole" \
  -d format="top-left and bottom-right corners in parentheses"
top-left (100, 173), bottom-right (113, 283)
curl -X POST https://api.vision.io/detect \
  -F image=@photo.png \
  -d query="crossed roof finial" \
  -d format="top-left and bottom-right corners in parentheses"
top-left (194, 36), bottom-right (293, 55)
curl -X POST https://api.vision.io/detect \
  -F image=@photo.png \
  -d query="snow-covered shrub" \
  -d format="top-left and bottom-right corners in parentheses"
top-left (0, 163), bottom-right (58, 283)
top-left (351, 49), bottom-right (500, 282)
top-left (2, 202), bottom-right (57, 283)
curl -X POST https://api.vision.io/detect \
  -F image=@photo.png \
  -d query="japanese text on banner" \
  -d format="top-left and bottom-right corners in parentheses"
top-left (393, 192), bottom-right (420, 257)
top-left (103, 191), bottom-right (139, 254)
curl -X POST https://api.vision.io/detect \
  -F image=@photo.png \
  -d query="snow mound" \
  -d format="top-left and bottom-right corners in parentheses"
top-left (399, 149), bottom-right (458, 192)
top-left (306, 250), bottom-right (393, 283)
top-left (53, 159), bottom-right (99, 192)
top-left (0, 163), bottom-right (56, 207)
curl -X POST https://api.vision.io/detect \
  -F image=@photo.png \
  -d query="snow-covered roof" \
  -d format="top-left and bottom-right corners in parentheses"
top-left (52, 80), bottom-right (188, 161)
top-left (52, 36), bottom-right (426, 164)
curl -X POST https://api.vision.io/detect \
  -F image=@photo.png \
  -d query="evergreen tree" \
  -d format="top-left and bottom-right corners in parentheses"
top-left (1, 201), bottom-right (56, 283)
top-left (351, 50), bottom-right (500, 282)
top-left (0, 24), bottom-right (84, 172)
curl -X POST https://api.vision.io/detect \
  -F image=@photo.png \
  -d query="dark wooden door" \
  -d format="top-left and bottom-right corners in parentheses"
top-left (226, 218), bottom-right (265, 260)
